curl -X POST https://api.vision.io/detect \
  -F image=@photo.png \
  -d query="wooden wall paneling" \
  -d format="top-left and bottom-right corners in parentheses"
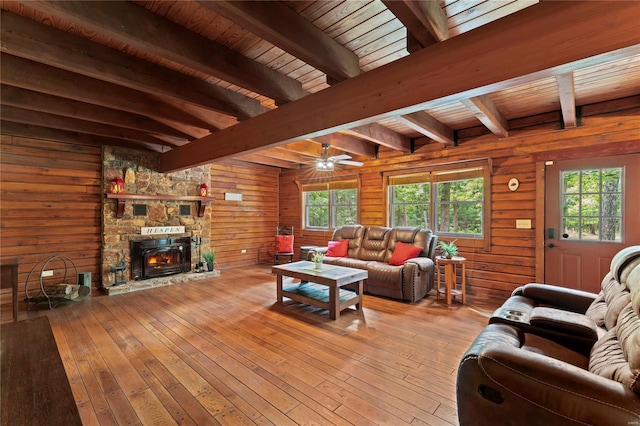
top-left (0, 135), bottom-right (102, 303)
top-left (209, 162), bottom-right (280, 267)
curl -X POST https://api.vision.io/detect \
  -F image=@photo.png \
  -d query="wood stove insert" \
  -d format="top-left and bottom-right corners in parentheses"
top-left (131, 237), bottom-right (191, 280)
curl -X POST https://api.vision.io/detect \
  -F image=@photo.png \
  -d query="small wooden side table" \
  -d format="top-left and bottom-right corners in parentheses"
top-left (436, 256), bottom-right (466, 305)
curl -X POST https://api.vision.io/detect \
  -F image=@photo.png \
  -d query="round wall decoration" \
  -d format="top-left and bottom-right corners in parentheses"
top-left (508, 178), bottom-right (520, 191)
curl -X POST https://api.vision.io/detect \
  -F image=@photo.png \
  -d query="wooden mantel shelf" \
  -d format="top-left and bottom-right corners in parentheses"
top-left (105, 193), bottom-right (215, 218)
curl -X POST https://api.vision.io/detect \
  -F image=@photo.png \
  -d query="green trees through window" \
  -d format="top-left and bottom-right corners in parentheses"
top-left (390, 183), bottom-right (431, 228)
top-left (436, 178), bottom-right (484, 235)
top-left (389, 171), bottom-right (485, 237)
top-left (561, 168), bottom-right (622, 241)
top-left (305, 189), bottom-right (357, 229)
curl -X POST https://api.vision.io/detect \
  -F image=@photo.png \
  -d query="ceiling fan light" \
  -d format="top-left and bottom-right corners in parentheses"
top-left (315, 158), bottom-right (334, 171)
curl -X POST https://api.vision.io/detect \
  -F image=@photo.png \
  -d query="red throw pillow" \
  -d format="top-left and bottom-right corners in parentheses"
top-left (326, 239), bottom-right (349, 257)
top-left (275, 235), bottom-right (294, 253)
top-left (389, 241), bottom-right (422, 266)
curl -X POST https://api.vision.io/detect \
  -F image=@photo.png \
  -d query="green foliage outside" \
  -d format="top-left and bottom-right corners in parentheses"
top-left (306, 189), bottom-right (357, 228)
top-left (562, 168), bottom-right (621, 241)
top-left (436, 179), bottom-right (483, 235)
top-left (333, 189), bottom-right (358, 227)
top-left (391, 183), bottom-right (430, 228)
top-left (391, 178), bottom-right (483, 236)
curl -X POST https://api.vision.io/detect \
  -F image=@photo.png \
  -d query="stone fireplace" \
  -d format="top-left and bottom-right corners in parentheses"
top-left (101, 146), bottom-right (215, 295)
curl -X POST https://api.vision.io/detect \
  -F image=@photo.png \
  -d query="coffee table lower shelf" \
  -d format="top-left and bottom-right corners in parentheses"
top-left (282, 282), bottom-right (360, 318)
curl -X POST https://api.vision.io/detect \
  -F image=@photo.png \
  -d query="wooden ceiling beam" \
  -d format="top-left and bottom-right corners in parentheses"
top-left (0, 84), bottom-right (192, 141)
top-left (343, 124), bottom-right (412, 153)
top-left (26, 0), bottom-right (307, 104)
top-left (1, 105), bottom-right (174, 147)
top-left (395, 111), bottom-right (454, 145)
top-left (197, 1), bottom-right (360, 84)
top-left (0, 11), bottom-right (263, 120)
top-left (160, 1), bottom-right (640, 171)
top-left (277, 141), bottom-right (323, 157)
top-left (556, 72), bottom-right (578, 128)
top-left (0, 54), bottom-right (214, 131)
top-left (311, 134), bottom-right (378, 158)
top-left (382, 0), bottom-right (448, 48)
top-left (461, 95), bottom-right (509, 138)
top-left (236, 153), bottom-right (300, 169)
top-left (0, 121), bottom-right (162, 152)
top-left (258, 148), bottom-right (314, 164)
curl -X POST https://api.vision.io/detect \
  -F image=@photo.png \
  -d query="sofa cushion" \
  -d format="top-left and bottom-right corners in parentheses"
top-left (530, 307), bottom-right (599, 339)
top-left (358, 226), bottom-right (391, 261)
top-left (365, 261), bottom-right (404, 294)
top-left (326, 240), bottom-right (349, 257)
top-left (617, 304), bottom-right (640, 371)
top-left (322, 256), bottom-right (369, 270)
top-left (589, 326), bottom-right (640, 394)
top-left (604, 292), bottom-right (631, 330)
top-left (611, 245), bottom-right (640, 285)
top-left (389, 241), bottom-right (422, 266)
top-left (630, 265), bottom-right (640, 314)
top-left (330, 225), bottom-right (365, 258)
top-left (585, 291), bottom-right (607, 327)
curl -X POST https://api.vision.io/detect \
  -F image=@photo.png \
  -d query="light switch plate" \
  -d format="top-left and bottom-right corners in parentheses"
top-left (516, 219), bottom-right (532, 229)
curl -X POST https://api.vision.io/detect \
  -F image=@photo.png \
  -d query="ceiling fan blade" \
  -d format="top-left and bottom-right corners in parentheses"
top-left (336, 160), bottom-right (364, 167)
top-left (328, 154), bottom-right (352, 161)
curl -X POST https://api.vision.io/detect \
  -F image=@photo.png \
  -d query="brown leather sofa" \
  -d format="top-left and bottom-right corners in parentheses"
top-left (456, 245), bottom-right (640, 425)
top-left (310, 225), bottom-right (438, 302)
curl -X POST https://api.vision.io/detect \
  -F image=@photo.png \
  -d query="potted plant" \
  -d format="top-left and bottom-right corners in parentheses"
top-left (312, 252), bottom-right (324, 269)
top-left (438, 240), bottom-right (458, 259)
top-left (202, 250), bottom-right (216, 271)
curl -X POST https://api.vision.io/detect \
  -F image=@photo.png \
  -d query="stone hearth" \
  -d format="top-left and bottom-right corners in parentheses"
top-left (104, 270), bottom-right (220, 296)
top-left (101, 146), bottom-right (214, 292)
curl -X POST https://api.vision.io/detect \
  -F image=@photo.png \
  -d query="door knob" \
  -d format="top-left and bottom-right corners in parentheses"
top-left (547, 243), bottom-right (556, 248)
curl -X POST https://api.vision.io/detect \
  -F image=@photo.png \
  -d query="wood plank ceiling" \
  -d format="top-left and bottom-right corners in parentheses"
top-left (1, 1), bottom-right (639, 171)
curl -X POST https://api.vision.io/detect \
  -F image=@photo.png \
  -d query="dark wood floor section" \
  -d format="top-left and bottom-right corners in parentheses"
top-left (2, 266), bottom-right (499, 425)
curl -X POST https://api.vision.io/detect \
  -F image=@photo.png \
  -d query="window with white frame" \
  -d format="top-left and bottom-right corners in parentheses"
top-left (561, 167), bottom-right (622, 241)
top-left (302, 178), bottom-right (358, 230)
top-left (387, 165), bottom-right (488, 239)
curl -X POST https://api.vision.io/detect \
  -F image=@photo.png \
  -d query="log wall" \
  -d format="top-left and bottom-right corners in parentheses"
top-left (208, 161), bottom-right (280, 268)
top-left (279, 98), bottom-right (640, 300)
top-left (0, 135), bottom-right (102, 298)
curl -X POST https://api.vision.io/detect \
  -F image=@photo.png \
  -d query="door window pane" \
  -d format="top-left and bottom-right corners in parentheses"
top-left (560, 168), bottom-right (622, 241)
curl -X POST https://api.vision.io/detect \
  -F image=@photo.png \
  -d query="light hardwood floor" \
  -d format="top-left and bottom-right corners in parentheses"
top-left (1, 266), bottom-right (500, 425)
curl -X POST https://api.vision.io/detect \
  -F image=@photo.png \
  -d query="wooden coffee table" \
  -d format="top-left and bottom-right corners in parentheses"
top-left (272, 261), bottom-right (368, 319)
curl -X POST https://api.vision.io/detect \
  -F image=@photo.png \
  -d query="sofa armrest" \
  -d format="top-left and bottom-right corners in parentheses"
top-left (404, 256), bottom-right (434, 271)
top-left (529, 307), bottom-right (600, 340)
top-left (306, 247), bottom-right (328, 260)
top-left (401, 257), bottom-right (435, 302)
top-left (518, 283), bottom-right (598, 313)
top-left (458, 324), bottom-right (640, 425)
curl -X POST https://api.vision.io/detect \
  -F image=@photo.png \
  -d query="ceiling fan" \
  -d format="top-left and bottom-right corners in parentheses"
top-left (315, 144), bottom-right (364, 171)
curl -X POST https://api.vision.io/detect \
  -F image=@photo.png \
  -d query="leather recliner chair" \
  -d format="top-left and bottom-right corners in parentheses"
top-left (456, 246), bottom-right (640, 425)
